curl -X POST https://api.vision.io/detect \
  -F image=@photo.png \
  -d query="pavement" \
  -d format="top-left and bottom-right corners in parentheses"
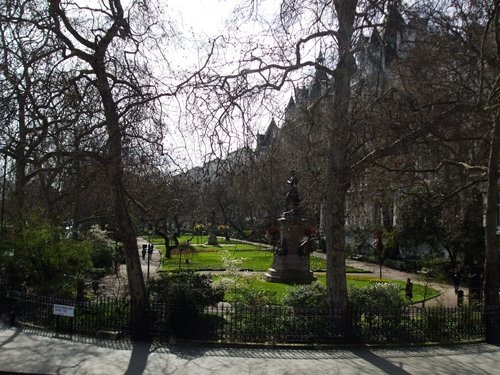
top-left (1, 323), bottom-right (500, 374)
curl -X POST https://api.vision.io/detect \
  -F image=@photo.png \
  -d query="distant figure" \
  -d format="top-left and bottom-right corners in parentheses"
top-left (405, 278), bottom-right (413, 301)
top-left (452, 269), bottom-right (461, 294)
top-left (142, 244), bottom-right (147, 260)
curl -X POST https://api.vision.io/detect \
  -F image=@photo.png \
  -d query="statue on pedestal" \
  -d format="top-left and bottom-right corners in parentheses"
top-left (285, 171), bottom-right (300, 215)
top-left (265, 170), bottom-right (315, 284)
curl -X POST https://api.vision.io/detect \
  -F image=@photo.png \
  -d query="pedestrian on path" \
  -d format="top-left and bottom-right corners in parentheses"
top-left (453, 269), bottom-right (461, 294)
top-left (405, 278), bottom-right (413, 301)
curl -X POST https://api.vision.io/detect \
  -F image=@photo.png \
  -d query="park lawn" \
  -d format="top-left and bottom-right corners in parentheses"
top-left (216, 274), bottom-right (440, 305)
top-left (153, 236), bottom-right (366, 273)
top-left (150, 234), bottom-right (265, 248)
top-left (160, 249), bottom-right (276, 271)
top-left (159, 246), bottom-right (363, 273)
top-left (150, 235), bottom-right (367, 273)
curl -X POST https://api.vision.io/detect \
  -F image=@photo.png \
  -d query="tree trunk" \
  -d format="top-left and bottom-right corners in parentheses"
top-left (484, 117), bottom-right (500, 307)
top-left (324, 0), bottom-right (357, 314)
top-left (483, 1), bottom-right (500, 343)
top-left (484, 112), bottom-right (500, 342)
top-left (14, 96), bottom-right (27, 222)
top-left (94, 61), bottom-right (147, 338)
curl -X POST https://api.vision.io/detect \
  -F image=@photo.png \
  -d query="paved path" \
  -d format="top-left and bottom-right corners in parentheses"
top-left (1, 323), bottom-right (500, 375)
top-left (312, 252), bottom-right (459, 307)
top-left (99, 238), bottom-right (162, 297)
top-left (345, 258), bottom-right (459, 307)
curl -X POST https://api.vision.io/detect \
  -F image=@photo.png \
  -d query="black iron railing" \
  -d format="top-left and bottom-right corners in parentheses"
top-left (0, 289), bottom-right (491, 345)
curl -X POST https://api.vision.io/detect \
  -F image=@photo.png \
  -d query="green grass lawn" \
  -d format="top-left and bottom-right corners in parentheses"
top-left (215, 273), bottom-right (440, 305)
top-left (157, 243), bottom-right (361, 272)
top-left (152, 235), bottom-right (365, 272)
top-left (150, 235), bottom-right (439, 305)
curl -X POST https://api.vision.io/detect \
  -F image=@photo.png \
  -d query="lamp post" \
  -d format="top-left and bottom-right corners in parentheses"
top-left (147, 244), bottom-right (153, 281)
top-left (418, 268), bottom-right (432, 308)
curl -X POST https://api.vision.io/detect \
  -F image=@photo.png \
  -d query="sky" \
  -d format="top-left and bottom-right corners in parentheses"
top-left (159, 0), bottom-right (290, 170)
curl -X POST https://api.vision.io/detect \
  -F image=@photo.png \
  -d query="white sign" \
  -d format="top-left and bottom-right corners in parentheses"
top-left (53, 304), bottom-right (75, 317)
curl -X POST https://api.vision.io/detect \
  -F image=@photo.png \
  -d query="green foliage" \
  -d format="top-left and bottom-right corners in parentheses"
top-left (351, 227), bottom-right (372, 252)
top-left (396, 306), bottom-right (483, 343)
top-left (4, 216), bottom-right (93, 297)
top-left (148, 271), bottom-right (224, 339)
top-left (215, 275), bottom-right (277, 306)
top-left (148, 271), bottom-right (224, 308)
top-left (348, 283), bottom-right (412, 343)
top-left (282, 282), bottom-right (328, 310)
top-left (383, 230), bottom-right (399, 259)
top-left (348, 282), bottom-right (409, 310)
top-left (84, 225), bottom-right (115, 271)
top-left (398, 188), bottom-right (444, 251)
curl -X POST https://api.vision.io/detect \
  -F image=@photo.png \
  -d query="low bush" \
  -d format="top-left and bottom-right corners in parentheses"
top-left (348, 282), bottom-right (409, 311)
top-left (148, 271), bottom-right (224, 338)
top-left (282, 282), bottom-right (328, 310)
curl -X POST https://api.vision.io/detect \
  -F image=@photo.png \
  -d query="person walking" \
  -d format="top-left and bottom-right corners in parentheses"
top-left (452, 269), bottom-right (461, 294)
top-left (405, 278), bottom-right (413, 301)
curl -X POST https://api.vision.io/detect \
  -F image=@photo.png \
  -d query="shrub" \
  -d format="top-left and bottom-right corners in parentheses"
top-left (149, 271), bottom-right (224, 307)
top-left (84, 225), bottom-right (115, 271)
top-left (282, 282), bottom-right (328, 310)
top-left (215, 275), bottom-right (276, 306)
top-left (148, 271), bottom-right (224, 339)
top-left (383, 230), bottom-right (400, 259)
top-left (348, 283), bottom-right (411, 343)
top-left (4, 216), bottom-right (93, 297)
top-left (348, 282), bottom-right (408, 311)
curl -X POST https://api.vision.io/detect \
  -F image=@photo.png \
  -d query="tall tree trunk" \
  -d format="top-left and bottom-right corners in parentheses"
top-left (483, 0), bottom-right (500, 343)
top-left (324, 0), bottom-right (357, 313)
top-left (14, 96), bottom-right (27, 221)
top-left (46, 0), bottom-right (148, 337)
top-left (484, 117), bottom-right (500, 295)
top-left (484, 112), bottom-right (500, 342)
top-left (94, 61), bottom-right (147, 338)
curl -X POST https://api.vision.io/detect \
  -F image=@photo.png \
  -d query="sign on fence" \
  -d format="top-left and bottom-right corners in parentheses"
top-left (53, 304), bottom-right (75, 317)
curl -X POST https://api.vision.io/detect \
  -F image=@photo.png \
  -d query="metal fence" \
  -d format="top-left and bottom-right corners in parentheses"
top-left (0, 289), bottom-right (491, 345)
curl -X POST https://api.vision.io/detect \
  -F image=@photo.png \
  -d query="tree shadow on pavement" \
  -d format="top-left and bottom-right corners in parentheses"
top-left (168, 345), bottom-right (360, 361)
top-left (124, 340), bottom-right (152, 375)
top-left (352, 349), bottom-right (412, 375)
top-left (0, 325), bottom-right (20, 349)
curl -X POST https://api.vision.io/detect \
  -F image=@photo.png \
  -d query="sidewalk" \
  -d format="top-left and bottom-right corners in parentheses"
top-left (1, 323), bottom-right (500, 374)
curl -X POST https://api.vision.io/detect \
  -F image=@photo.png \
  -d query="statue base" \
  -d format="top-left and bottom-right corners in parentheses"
top-left (207, 232), bottom-right (218, 246)
top-left (265, 268), bottom-right (315, 284)
top-left (264, 213), bottom-right (315, 285)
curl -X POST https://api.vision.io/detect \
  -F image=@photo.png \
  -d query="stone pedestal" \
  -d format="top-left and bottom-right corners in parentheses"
top-left (207, 232), bottom-right (218, 246)
top-left (265, 213), bottom-right (315, 284)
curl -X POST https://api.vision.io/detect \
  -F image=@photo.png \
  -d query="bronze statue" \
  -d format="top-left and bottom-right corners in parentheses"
top-left (285, 171), bottom-right (300, 214)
